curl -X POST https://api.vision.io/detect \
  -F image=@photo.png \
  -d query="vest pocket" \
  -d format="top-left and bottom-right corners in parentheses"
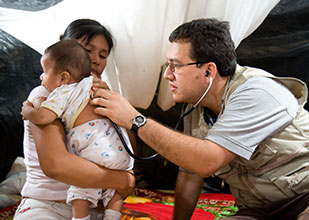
top-left (267, 162), bottom-right (309, 197)
top-left (287, 165), bottom-right (309, 193)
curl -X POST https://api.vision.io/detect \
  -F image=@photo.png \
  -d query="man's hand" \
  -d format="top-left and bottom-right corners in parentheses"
top-left (21, 100), bottom-right (34, 120)
top-left (89, 89), bottom-right (140, 130)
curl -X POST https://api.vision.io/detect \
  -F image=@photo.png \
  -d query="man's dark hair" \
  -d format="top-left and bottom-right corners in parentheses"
top-left (169, 18), bottom-right (236, 77)
top-left (44, 40), bottom-right (91, 82)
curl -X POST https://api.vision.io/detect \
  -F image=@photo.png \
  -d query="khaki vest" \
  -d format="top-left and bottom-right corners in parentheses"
top-left (185, 65), bottom-right (309, 208)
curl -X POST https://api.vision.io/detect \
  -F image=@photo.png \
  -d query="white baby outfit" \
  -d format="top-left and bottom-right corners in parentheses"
top-left (41, 76), bottom-right (134, 208)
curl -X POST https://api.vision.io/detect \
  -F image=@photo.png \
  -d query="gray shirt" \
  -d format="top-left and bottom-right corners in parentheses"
top-left (207, 76), bottom-right (299, 160)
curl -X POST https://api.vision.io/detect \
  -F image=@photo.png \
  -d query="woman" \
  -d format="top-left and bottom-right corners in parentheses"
top-left (14, 19), bottom-right (135, 220)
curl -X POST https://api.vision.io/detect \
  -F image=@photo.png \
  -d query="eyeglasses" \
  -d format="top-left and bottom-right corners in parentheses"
top-left (165, 62), bottom-right (207, 72)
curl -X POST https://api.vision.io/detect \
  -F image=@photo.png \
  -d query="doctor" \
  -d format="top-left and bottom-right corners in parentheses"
top-left (91, 18), bottom-right (309, 220)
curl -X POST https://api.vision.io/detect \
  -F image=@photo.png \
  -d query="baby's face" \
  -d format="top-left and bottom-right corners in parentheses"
top-left (40, 54), bottom-right (63, 92)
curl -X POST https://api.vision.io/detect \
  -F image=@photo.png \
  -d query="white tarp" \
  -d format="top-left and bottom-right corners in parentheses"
top-left (0, 0), bottom-right (280, 110)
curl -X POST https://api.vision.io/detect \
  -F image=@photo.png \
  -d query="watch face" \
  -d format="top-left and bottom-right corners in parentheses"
top-left (131, 115), bottom-right (147, 136)
top-left (136, 115), bottom-right (145, 123)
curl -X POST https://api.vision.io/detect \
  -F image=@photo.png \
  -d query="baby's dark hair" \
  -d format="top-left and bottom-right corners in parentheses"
top-left (169, 18), bottom-right (236, 77)
top-left (60, 18), bottom-right (114, 55)
top-left (44, 40), bottom-right (91, 82)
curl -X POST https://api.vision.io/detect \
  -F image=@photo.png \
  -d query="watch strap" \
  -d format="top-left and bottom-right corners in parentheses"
top-left (130, 124), bottom-right (139, 136)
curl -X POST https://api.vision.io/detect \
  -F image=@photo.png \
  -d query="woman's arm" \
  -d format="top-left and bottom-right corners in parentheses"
top-left (31, 119), bottom-right (135, 192)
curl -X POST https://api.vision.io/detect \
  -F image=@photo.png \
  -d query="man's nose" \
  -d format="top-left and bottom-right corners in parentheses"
top-left (163, 66), bottom-right (173, 80)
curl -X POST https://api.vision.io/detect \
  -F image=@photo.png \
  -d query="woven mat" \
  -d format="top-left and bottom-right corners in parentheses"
top-left (121, 188), bottom-right (237, 220)
top-left (0, 188), bottom-right (237, 220)
top-left (0, 202), bottom-right (19, 220)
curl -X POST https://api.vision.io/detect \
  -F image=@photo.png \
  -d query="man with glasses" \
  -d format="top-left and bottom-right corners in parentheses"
top-left (91, 18), bottom-right (309, 219)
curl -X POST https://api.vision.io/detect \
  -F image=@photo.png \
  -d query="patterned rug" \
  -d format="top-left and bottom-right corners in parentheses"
top-left (0, 188), bottom-right (237, 220)
top-left (0, 202), bottom-right (19, 220)
top-left (121, 188), bottom-right (237, 220)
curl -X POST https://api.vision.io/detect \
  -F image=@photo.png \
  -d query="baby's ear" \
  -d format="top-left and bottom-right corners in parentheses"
top-left (60, 71), bottom-right (71, 84)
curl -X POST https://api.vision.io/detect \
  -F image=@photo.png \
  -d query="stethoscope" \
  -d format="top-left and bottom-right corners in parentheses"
top-left (110, 75), bottom-right (213, 161)
top-left (111, 121), bottom-right (159, 161)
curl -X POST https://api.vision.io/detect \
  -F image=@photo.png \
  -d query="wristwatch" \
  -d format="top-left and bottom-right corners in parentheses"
top-left (130, 114), bottom-right (147, 136)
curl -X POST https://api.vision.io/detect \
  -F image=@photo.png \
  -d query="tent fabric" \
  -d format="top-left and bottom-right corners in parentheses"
top-left (0, 29), bottom-right (42, 182)
top-left (0, 0), bottom-right (280, 109)
top-left (236, 0), bottom-right (309, 110)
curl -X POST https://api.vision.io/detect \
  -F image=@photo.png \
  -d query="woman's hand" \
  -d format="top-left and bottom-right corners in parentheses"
top-left (117, 170), bottom-right (135, 199)
top-left (91, 74), bottom-right (110, 90)
top-left (90, 76), bottom-right (110, 100)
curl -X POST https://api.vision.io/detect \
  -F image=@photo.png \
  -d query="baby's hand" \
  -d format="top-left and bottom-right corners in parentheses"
top-left (21, 100), bottom-right (34, 120)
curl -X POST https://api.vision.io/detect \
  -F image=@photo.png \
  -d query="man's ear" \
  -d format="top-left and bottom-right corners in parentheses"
top-left (60, 71), bottom-right (71, 84)
top-left (204, 62), bottom-right (218, 80)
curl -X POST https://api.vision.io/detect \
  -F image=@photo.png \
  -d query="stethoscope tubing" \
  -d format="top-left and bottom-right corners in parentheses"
top-left (111, 119), bottom-right (158, 161)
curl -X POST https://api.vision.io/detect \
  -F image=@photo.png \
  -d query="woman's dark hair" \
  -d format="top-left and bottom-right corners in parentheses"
top-left (60, 19), bottom-right (114, 54)
top-left (44, 40), bottom-right (91, 82)
top-left (169, 18), bottom-right (236, 77)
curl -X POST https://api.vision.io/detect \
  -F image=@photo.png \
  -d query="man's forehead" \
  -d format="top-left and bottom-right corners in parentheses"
top-left (167, 41), bottom-right (191, 61)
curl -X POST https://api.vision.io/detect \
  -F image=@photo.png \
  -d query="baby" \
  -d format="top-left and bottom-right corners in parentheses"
top-left (21, 40), bottom-right (134, 220)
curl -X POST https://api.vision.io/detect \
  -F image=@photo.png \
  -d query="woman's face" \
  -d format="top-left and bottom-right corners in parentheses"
top-left (77, 34), bottom-right (109, 78)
